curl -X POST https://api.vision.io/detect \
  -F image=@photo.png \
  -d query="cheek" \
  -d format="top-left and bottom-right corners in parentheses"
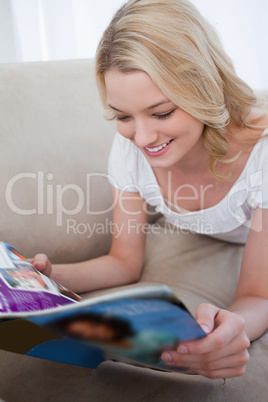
top-left (174, 116), bottom-right (204, 138)
top-left (192, 120), bottom-right (205, 138)
top-left (116, 122), bottom-right (134, 139)
top-left (185, 115), bottom-right (204, 133)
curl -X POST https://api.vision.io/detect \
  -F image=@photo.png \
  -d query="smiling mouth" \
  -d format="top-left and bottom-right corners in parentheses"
top-left (145, 139), bottom-right (173, 153)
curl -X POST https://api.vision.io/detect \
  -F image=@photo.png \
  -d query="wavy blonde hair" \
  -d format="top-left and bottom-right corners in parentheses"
top-left (96, 0), bottom-right (265, 179)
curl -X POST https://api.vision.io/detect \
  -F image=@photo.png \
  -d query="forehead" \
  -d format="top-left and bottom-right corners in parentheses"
top-left (104, 69), bottom-right (170, 111)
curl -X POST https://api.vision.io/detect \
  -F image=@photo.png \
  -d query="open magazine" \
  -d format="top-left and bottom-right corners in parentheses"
top-left (0, 242), bottom-right (206, 373)
top-left (0, 242), bottom-right (83, 316)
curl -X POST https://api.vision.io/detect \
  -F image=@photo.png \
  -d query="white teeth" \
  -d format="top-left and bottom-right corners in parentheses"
top-left (146, 140), bottom-right (172, 153)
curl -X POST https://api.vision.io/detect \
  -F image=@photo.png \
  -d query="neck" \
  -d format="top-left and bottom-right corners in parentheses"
top-left (173, 138), bottom-right (210, 174)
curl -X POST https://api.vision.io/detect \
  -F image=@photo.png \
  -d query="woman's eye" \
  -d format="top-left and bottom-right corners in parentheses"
top-left (154, 109), bottom-right (176, 120)
top-left (115, 115), bottom-right (130, 122)
top-left (115, 108), bottom-right (176, 122)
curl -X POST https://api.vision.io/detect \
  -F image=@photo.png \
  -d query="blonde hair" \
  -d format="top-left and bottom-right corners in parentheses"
top-left (96, 0), bottom-right (263, 179)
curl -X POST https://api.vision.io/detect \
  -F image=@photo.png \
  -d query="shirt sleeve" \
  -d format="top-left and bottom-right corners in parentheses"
top-left (107, 133), bottom-right (143, 193)
top-left (248, 133), bottom-right (268, 209)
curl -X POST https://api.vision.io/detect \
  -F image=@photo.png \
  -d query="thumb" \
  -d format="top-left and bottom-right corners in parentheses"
top-left (31, 254), bottom-right (49, 272)
top-left (195, 303), bottom-right (219, 335)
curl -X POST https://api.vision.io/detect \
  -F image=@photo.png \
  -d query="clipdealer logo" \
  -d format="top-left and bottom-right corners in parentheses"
top-left (5, 171), bottom-right (118, 226)
top-left (5, 169), bottom-right (265, 233)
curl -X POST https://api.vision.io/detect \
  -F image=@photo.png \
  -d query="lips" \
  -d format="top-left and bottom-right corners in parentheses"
top-left (144, 139), bottom-right (174, 157)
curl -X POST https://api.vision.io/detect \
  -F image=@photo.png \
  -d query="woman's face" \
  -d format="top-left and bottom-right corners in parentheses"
top-left (105, 69), bottom-right (205, 170)
top-left (66, 320), bottom-right (116, 342)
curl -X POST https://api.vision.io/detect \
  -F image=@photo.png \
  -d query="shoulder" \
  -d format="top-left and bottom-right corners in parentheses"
top-left (245, 109), bottom-right (268, 141)
top-left (226, 109), bottom-right (268, 155)
top-left (248, 109), bottom-right (268, 138)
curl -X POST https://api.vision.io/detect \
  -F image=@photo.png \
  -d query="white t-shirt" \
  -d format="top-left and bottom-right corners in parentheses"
top-left (108, 129), bottom-right (268, 244)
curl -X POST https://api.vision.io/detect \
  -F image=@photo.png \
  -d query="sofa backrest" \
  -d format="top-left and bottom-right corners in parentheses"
top-left (0, 59), bottom-right (116, 262)
top-left (0, 59), bottom-right (267, 263)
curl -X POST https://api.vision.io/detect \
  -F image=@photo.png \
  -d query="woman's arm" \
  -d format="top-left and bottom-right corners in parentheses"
top-left (161, 207), bottom-right (268, 378)
top-left (33, 186), bottom-right (148, 293)
top-left (227, 207), bottom-right (268, 339)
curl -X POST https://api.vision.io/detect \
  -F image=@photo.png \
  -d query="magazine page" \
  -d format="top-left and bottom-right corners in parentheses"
top-left (0, 242), bottom-right (83, 318)
top-left (28, 287), bottom-right (206, 372)
top-left (0, 241), bottom-right (206, 372)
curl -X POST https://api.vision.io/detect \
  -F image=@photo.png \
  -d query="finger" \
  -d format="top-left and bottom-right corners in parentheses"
top-left (177, 310), bottom-right (246, 355)
top-left (173, 331), bottom-right (250, 364)
top-left (32, 254), bottom-right (49, 272)
top-left (195, 303), bottom-right (219, 334)
top-left (163, 348), bottom-right (249, 372)
top-left (202, 332), bottom-right (250, 362)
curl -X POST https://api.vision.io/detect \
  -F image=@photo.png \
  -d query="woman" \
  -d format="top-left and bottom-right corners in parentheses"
top-left (50, 310), bottom-right (177, 366)
top-left (33, 0), bottom-right (268, 379)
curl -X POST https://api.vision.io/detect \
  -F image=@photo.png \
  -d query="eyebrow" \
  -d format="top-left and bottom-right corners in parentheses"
top-left (108, 99), bottom-right (172, 113)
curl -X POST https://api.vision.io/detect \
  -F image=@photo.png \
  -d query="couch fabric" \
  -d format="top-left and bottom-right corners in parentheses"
top-left (0, 59), bottom-right (267, 401)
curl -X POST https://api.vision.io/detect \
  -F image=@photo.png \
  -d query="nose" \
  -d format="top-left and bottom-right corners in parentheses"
top-left (134, 119), bottom-right (158, 148)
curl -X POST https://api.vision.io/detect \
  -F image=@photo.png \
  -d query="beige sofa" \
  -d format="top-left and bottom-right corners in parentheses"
top-left (0, 59), bottom-right (267, 401)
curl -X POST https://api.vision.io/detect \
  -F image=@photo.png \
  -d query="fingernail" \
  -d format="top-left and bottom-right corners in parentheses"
top-left (200, 325), bottom-right (210, 334)
top-left (161, 352), bottom-right (173, 362)
top-left (178, 345), bottom-right (188, 354)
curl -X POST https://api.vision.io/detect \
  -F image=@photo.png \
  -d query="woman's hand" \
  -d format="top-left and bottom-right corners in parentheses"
top-left (161, 303), bottom-right (250, 379)
top-left (29, 254), bottom-right (52, 277)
